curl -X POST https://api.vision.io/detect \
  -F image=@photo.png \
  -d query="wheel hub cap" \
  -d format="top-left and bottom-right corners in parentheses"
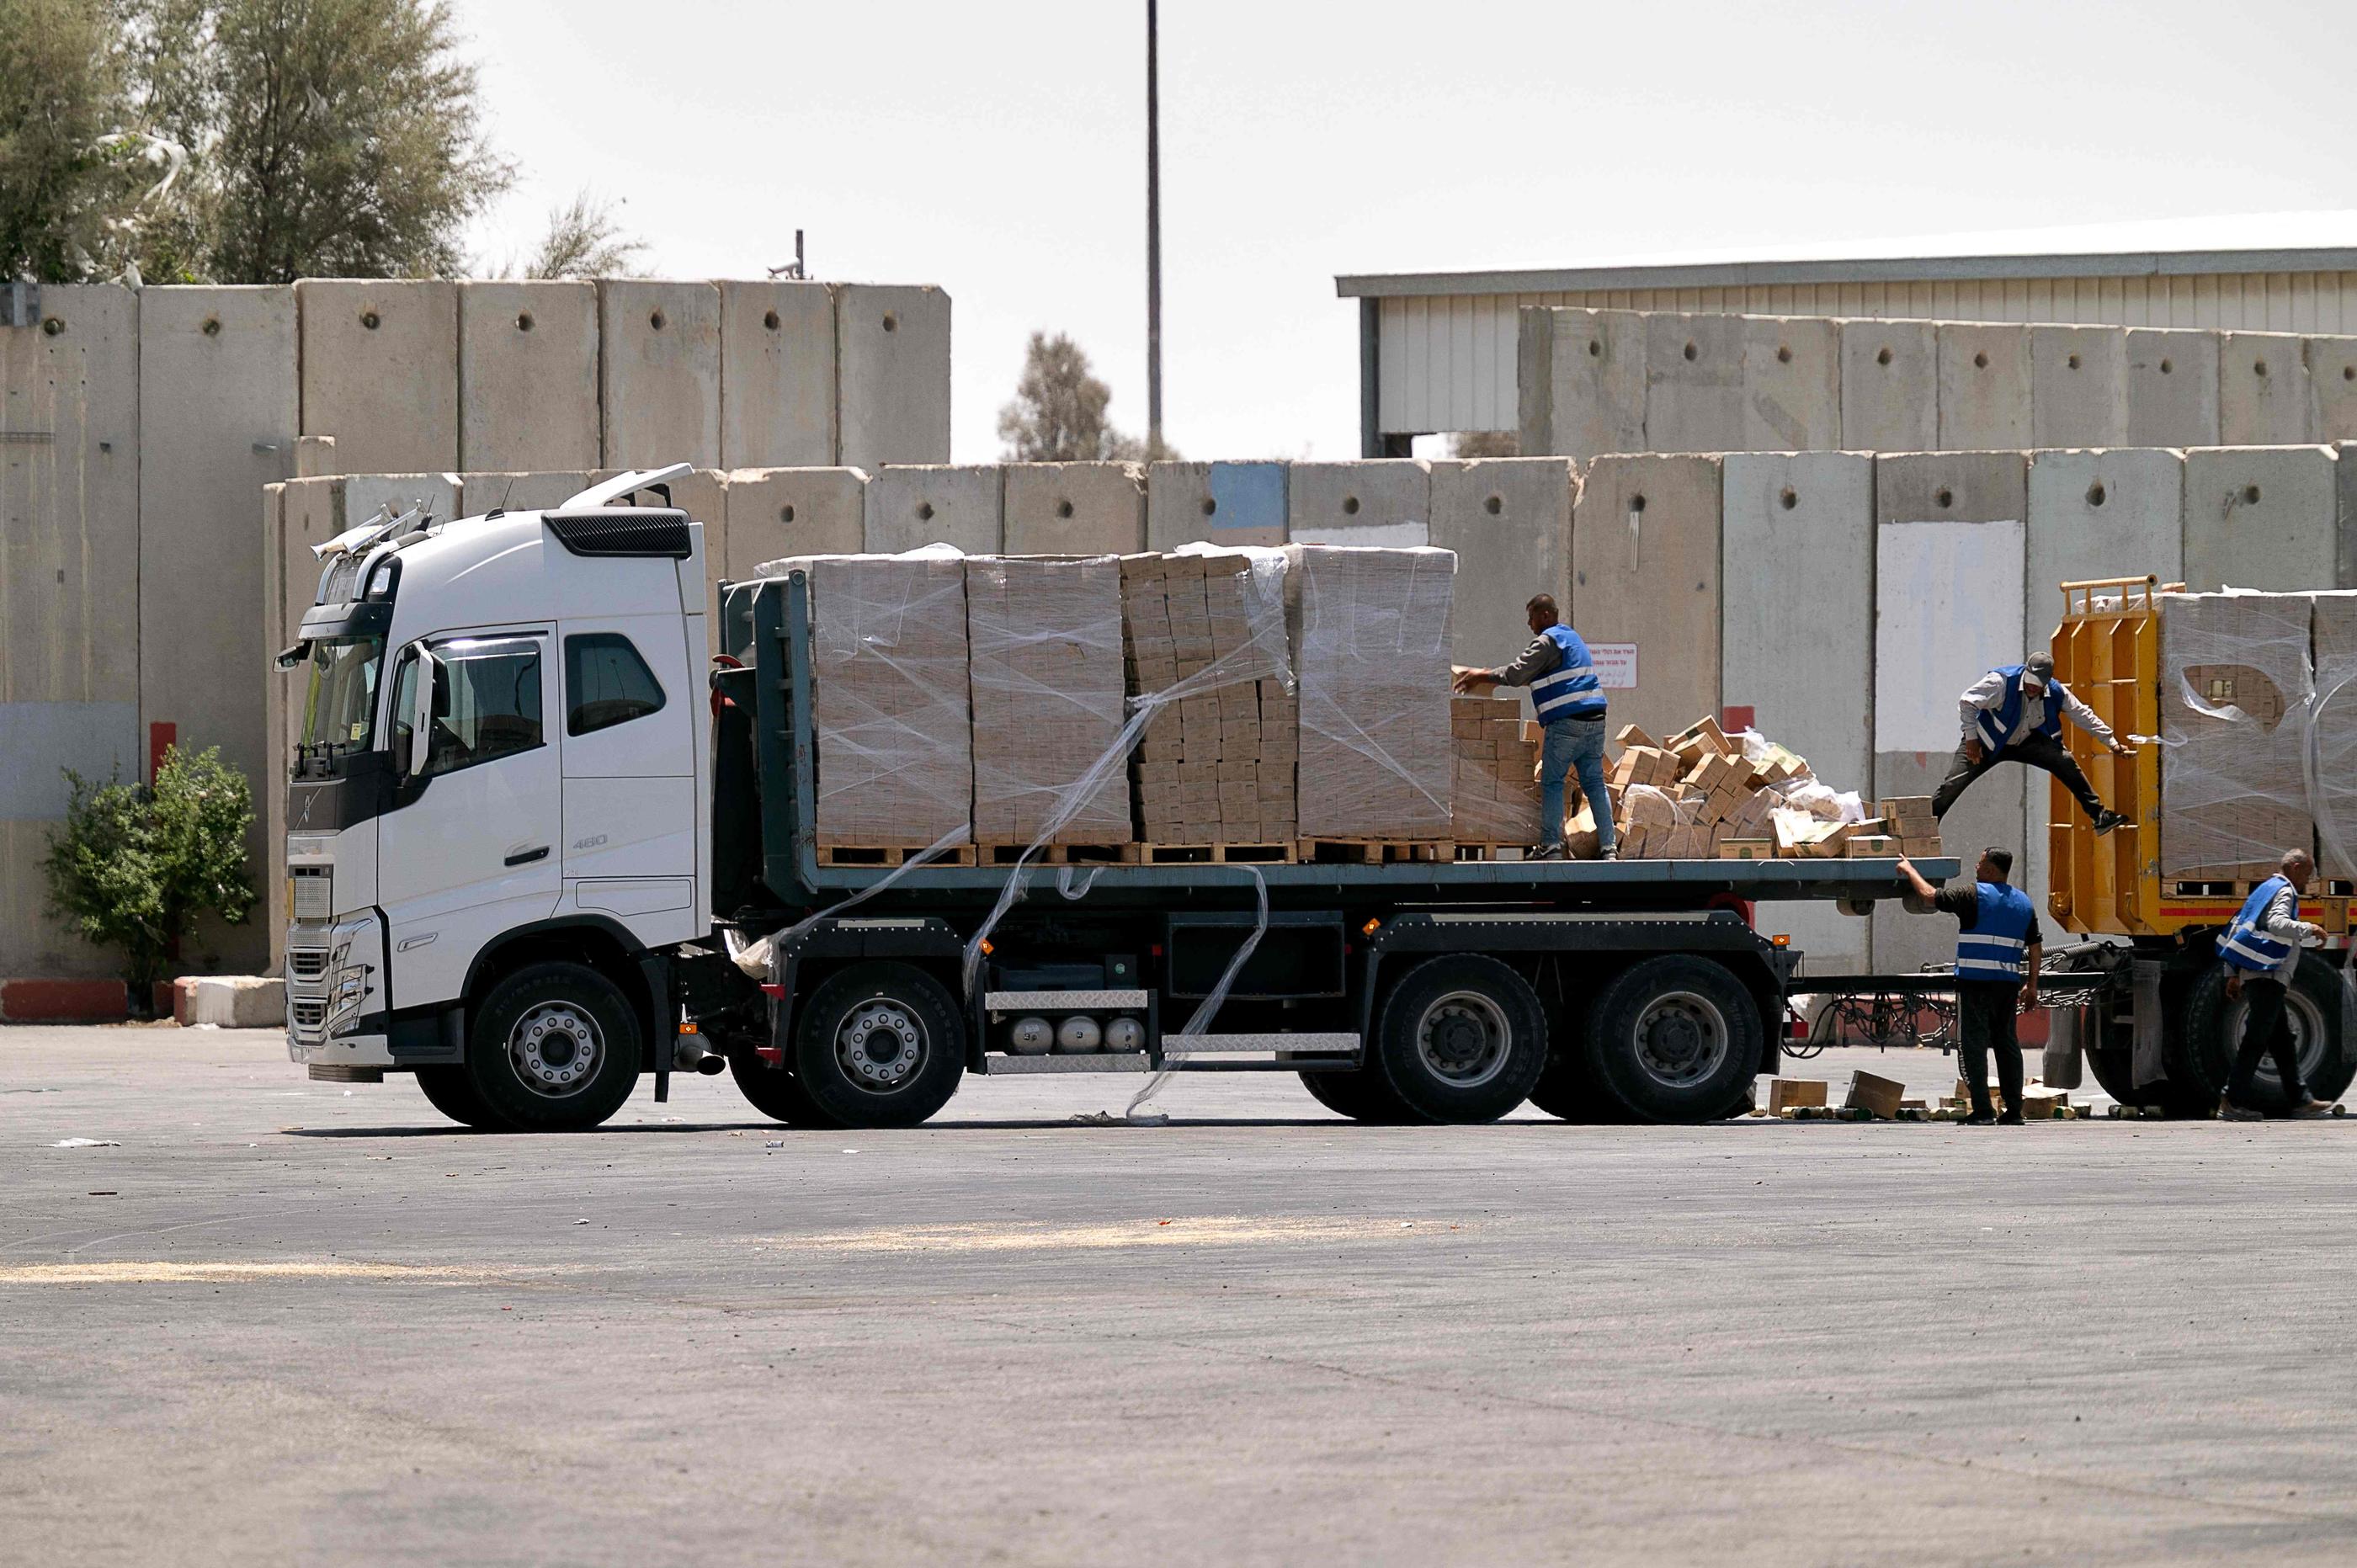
top-left (509, 1002), bottom-right (604, 1097)
top-left (1417, 992), bottom-right (1512, 1088)
top-left (838, 1002), bottom-right (923, 1091)
top-left (1633, 991), bottom-right (1727, 1088)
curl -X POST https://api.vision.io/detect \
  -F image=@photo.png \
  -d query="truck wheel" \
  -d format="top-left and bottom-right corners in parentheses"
top-left (2170, 953), bottom-right (2354, 1114)
top-left (464, 961), bottom-right (642, 1132)
top-left (1296, 1067), bottom-right (1423, 1124)
top-left (728, 1050), bottom-right (840, 1128)
top-left (1582, 954), bottom-right (1764, 1123)
top-left (1370, 955), bottom-right (1548, 1123)
top-left (413, 1065), bottom-right (513, 1131)
top-left (2083, 1045), bottom-right (2140, 1107)
top-left (791, 962), bottom-right (965, 1129)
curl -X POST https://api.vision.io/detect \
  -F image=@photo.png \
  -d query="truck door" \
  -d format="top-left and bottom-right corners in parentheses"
top-left (377, 632), bottom-right (562, 1007)
top-left (556, 616), bottom-right (698, 948)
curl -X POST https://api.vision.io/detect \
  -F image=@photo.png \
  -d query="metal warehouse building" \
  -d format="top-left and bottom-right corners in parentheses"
top-left (1338, 213), bottom-right (2357, 453)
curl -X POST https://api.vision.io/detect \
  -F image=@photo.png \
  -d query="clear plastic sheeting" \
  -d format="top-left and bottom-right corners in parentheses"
top-left (770, 545), bottom-right (974, 848)
top-left (965, 555), bottom-right (1131, 845)
top-left (1450, 695), bottom-right (1543, 846)
top-left (2308, 591), bottom-right (2357, 881)
top-left (2159, 589), bottom-right (2312, 880)
top-left (1284, 544), bottom-right (1456, 840)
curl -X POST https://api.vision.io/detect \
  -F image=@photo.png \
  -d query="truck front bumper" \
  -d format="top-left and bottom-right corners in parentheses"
top-left (285, 912), bottom-right (393, 1067)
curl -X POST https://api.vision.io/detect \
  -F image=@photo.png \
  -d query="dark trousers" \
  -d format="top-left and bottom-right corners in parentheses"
top-left (1932, 731), bottom-right (2104, 822)
top-left (2227, 975), bottom-right (2310, 1107)
top-left (1957, 981), bottom-right (2023, 1116)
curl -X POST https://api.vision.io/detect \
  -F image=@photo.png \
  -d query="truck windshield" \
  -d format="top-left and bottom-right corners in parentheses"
top-left (300, 637), bottom-right (384, 752)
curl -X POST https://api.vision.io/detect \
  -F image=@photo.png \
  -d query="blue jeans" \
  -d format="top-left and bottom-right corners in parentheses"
top-left (1542, 716), bottom-right (1614, 853)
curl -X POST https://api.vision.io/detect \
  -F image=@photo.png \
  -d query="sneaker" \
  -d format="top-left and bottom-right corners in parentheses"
top-left (1599, 847), bottom-right (1620, 861)
top-left (2220, 1103), bottom-right (2265, 1122)
top-left (2092, 808), bottom-right (2128, 836)
top-left (2289, 1098), bottom-right (2338, 1119)
top-left (1526, 842), bottom-right (1565, 861)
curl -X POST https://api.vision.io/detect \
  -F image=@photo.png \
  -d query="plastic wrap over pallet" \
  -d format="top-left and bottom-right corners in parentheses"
top-left (1284, 544), bottom-right (1456, 841)
top-left (1450, 695), bottom-right (1543, 846)
top-left (2308, 591), bottom-right (2357, 880)
top-left (966, 555), bottom-right (1131, 845)
top-left (1123, 545), bottom-right (1298, 845)
top-left (2159, 589), bottom-right (2312, 880)
top-left (768, 545), bottom-right (974, 848)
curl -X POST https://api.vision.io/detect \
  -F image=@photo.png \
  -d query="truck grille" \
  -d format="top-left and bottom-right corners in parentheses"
top-left (289, 949), bottom-right (328, 981)
top-left (291, 1000), bottom-right (327, 1038)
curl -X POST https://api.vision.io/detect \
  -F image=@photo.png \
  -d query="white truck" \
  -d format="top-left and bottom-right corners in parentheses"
top-left (280, 465), bottom-right (1948, 1132)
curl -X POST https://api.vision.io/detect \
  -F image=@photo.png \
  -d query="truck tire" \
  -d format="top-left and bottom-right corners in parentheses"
top-left (2168, 952), bottom-right (2354, 1114)
top-left (791, 962), bottom-right (965, 1129)
top-left (1296, 1066), bottom-right (1423, 1124)
top-left (1370, 955), bottom-right (1548, 1123)
top-left (413, 1065), bottom-right (513, 1131)
top-left (728, 1050), bottom-right (840, 1128)
top-left (1582, 954), bottom-right (1764, 1123)
top-left (464, 961), bottom-right (642, 1132)
top-left (2083, 1045), bottom-right (2140, 1107)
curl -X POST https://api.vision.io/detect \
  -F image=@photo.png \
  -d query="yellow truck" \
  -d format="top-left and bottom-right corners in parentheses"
top-left (2044, 576), bottom-right (2353, 1114)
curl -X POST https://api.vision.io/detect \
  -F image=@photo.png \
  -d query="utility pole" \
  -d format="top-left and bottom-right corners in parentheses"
top-left (1146, 0), bottom-right (1163, 458)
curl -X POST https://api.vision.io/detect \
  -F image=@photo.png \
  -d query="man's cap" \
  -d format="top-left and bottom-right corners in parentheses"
top-left (2022, 652), bottom-right (2054, 687)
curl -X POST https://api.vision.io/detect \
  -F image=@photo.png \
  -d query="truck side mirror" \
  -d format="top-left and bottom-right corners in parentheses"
top-left (407, 651), bottom-right (436, 779)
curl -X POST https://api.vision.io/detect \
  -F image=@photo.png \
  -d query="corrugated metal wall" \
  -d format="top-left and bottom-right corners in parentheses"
top-left (1379, 271), bottom-right (2357, 434)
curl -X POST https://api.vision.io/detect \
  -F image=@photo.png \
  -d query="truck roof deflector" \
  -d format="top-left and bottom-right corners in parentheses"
top-left (557, 464), bottom-right (694, 513)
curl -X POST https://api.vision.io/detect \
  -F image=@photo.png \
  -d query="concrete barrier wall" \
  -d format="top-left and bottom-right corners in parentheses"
top-left (458, 281), bottom-right (599, 472)
top-left (838, 284), bottom-right (953, 471)
top-left (723, 467), bottom-right (868, 580)
top-left (1429, 458), bottom-right (1573, 670)
top-left (1572, 454), bottom-right (1721, 742)
top-left (864, 465), bottom-right (1002, 555)
top-left (298, 279), bottom-right (459, 474)
top-left (138, 285), bottom-right (298, 970)
top-left (720, 281), bottom-right (837, 469)
top-left (1723, 451), bottom-right (1875, 975)
top-left (1145, 460), bottom-right (1286, 550)
top-left (2182, 444), bottom-right (2337, 591)
top-left (1287, 460), bottom-right (1430, 546)
top-left (599, 281), bottom-right (721, 470)
top-left (1523, 307), bottom-right (2357, 460)
top-left (1001, 461), bottom-right (1146, 555)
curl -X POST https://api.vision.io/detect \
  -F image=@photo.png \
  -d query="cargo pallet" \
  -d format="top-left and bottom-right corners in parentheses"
top-left (1454, 842), bottom-right (1532, 863)
top-left (815, 842), bottom-right (980, 869)
top-left (977, 842), bottom-right (1138, 867)
top-left (1298, 837), bottom-right (1455, 864)
top-left (1125, 840), bottom-right (1298, 865)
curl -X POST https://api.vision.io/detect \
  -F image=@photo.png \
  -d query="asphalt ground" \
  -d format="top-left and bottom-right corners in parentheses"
top-left (5, 1027), bottom-right (2356, 1566)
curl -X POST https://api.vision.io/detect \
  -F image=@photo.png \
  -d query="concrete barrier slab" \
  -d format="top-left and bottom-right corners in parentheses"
top-left (1724, 451), bottom-right (1875, 973)
top-left (261, 482), bottom-right (290, 950)
top-left (1643, 312), bottom-right (1744, 454)
top-left (183, 975), bottom-right (285, 1029)
top-left (1287, 460), bottom-right (1430, 545)
top-left (296, 279), bottom-right (458, 473)
top-left (2219, 331), bottom-right (2312, 445)
top-left (1002, 462), bottom-right (1146, 554)
top-left (1146, 461), bottom-right (1286, 549)
top-left (459, 472), bottom-right (591, 513)
top-left (1740, 316), bottom-right (1840, 452)
top-left (2339, 444), bottom-right (2357, 591)
top-left (295, 433), bottom-right (338, 476)
top-left (1841, 320), bottom-right (1937, 452)
top-left (2126, 329), bottom-right (2219, 448)
top-left (599, 281), bottom-right (721, 469)
top-left (457, 281), bottom-right (599, 472)
top-left (724, 468), bottom-right (868, 582)
top-left (720, 281), bottom-right (837, 468)
top-left (865, 465), bottom-right (1002, 555)
top-left (1429, 458), bottom-right (1572, 669)
top-left (1935, 322), bottom-right (2031, 450)
top-left (1517, 308), bottom-right (1644, 460)
top-left (2182, 445), bottom-right (2337, 591)
top-left (2030, 325), bottom-right (2128, 449)
top-left (2306, 337), bottom-right (2357, 444)
top-left (593, 467), bottom-right (727, 652)
top-left (1571, 454), bottom-right (1721, 741)
top-left (838, 284), bottom-right (952, 470)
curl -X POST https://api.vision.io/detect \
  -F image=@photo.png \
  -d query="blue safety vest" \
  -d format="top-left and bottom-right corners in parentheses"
top-left (2219, 875), bottom-right (2296, 973)
top-left (1955, 880), bottom-right (2036, 981)
top-left (1974, 664), bottom-right (2069, 754)
top-left (1530, 624), bottom-right (1607, 725)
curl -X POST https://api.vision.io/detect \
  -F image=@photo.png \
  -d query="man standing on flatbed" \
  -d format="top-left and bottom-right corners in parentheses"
top-left (1934, 651), bottom-right (2131, 833)
top-left (2216, 848), bottom-right (2339, 1121)
top-left (1454, 593), bottom-right (1614, 861)
top-left (1898, 847), bottom-right (2040, 1124)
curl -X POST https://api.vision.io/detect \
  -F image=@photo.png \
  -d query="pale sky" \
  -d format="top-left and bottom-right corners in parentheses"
top-left (452, 0), bottom-right (2355, 465)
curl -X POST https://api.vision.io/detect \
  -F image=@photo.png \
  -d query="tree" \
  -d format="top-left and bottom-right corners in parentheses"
top-left (0, 0), bottom-right (149, 280)
top-left (1450, 431), bottom-right (1519, 459)
top-left (42, 744), bottom-right (256, 1010)
top-left (998, 331), bottom-right (1173, 461)
top-left (518, 189), bottom-right (647, 280)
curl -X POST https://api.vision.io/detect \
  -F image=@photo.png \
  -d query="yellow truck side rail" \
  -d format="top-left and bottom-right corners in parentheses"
top-left (2047, 576), bottom-right (2348, 939)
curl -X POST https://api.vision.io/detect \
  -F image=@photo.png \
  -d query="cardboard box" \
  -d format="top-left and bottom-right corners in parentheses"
top-left (1845, 835), bottom-right (1897, 857)
top-left (1286, 545), bottom-right (1456, 839)
top-left (1768, 1078), bottom-right (1828, 1114)
top-left (966, 555), bottom-right (1132, 845)
top-left (1844, 1071), bottom-right (1906, 1119)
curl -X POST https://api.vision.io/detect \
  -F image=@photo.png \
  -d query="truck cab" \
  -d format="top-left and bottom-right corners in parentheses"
top-left (282, 467), bottom-right (713, 1127)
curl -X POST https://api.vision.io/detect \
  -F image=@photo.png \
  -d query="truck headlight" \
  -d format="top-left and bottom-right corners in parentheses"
top-left (327, 963), bottom-right (370, 1034)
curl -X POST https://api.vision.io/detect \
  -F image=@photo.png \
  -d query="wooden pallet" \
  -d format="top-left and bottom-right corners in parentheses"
top-left (1297, 837), bottom-right (1456, 865)
top-left (1127, 841), bottom-right (1298, 865)
top-left (977, 842), bottom-right (1137, 867)
top-left (1454, 842), bottom-right (1531, 863)
top-left (815, 842), bottom-right (979, 869)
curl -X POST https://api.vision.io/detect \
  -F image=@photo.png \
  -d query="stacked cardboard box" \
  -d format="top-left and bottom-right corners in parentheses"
top-left (788, 550), bottom-right (975, 848)
top-left (1450, 696), bottom-right (1544, 846)
top-left (1286, 545), bottom-right (1456, 841)
top-left (1875, 796), bottom-right (1942, 858)
top-left (966, 555), bottom-right (1131, 846)
top-left (1122, 550), bottom-right (1297, 845)
top-left (2159, 590), bottom-right (2312, 880)
top-left (2313, 592), bottom-right (2357, 880)
top-left (1609, 720), bottom-right (1783, 858)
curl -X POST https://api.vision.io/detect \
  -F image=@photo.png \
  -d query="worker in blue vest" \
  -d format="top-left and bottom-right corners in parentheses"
top-left (2215, 848), bottom-right (2338, 1120)
top-left (1454, 593), bottom-right (1614, 860)
top-left (1934, 651), bottom-right (2131, 833)
top-left (1898, 846), bottom-right (2041, 1124)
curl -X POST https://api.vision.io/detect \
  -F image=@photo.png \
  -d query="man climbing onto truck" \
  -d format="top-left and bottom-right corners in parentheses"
top-left (1934, 651), bottom-right (2131, 833)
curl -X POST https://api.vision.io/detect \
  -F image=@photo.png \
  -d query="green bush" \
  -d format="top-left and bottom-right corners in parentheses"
top-left (41, 743), bottom-right (256, 1009)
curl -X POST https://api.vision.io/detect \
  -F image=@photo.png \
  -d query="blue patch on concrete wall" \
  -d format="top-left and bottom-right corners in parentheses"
top-left (0, 702), bottom-right (141, 818)
top-left (1205, 462), bottom-right (1288, 545)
